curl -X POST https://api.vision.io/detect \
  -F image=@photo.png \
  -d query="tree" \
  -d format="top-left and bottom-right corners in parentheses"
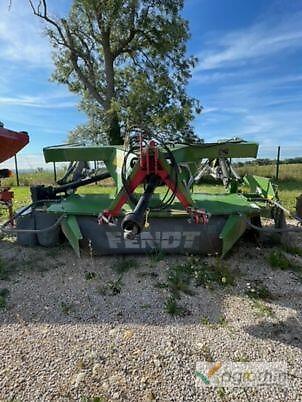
top-left (29, 0), bottom-right (201, 144)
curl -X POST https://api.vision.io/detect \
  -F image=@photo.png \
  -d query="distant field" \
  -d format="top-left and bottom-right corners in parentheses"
top-left (0, 163), bottom-right (301, 217)
top-left (3, 169), bottom-right (65, 187)
top-left (237, 163), bottom-right (302, 182)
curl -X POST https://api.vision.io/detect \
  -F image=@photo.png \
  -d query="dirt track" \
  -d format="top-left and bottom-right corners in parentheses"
top-left (0, 232), bottom-right (302, 401)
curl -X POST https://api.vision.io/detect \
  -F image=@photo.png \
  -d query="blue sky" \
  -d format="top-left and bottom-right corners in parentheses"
top-left (1, 0), bottom-right (302, 168)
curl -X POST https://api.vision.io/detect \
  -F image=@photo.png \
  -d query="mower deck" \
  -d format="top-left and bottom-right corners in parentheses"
top-left (16, 191), bottom-right (261, 256)
top-left (10, 139), bottom-right (284, 257)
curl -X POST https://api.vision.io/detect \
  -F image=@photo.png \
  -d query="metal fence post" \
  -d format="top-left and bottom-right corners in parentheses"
top-left (276, 146), bottom-right (281, 181)
top-left (14, 155), bottom-right (20, 186)
top-left (53, 162), bottom-right (57, 182)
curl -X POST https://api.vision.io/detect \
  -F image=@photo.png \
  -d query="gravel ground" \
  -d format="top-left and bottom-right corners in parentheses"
top-left (0, 231), bottom-right (302, 401)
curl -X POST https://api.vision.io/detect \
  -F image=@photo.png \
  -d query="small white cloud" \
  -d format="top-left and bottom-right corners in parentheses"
top-left (198, 11), bottom-right (302, 70)
top-left (0, 2), bottom-right (51, 68)
top-left (0, 94), bottom-right (76, 109)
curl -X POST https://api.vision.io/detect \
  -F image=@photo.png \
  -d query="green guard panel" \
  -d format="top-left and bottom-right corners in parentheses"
top-left (172, 142), bottom-right (258, 162)
top-left (244, 175), bottom-right (276, 199)
top-left (219, 214), bottom-right (247, 256)
top-left (192, 193), bottom-right (260, 215)
top-left (47, 192), bottom-right (260, 217)
top-left (43, 142), bottom-right (259, 165)
top-left (61, 215), bottom-right (83, 257)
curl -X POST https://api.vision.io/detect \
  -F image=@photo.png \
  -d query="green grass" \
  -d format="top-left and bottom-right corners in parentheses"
top-left (268, 249), bottom-right (302, 283)
top-left (60, 301), bottom-right (76, 315)
top-left (158, 256), bottom-right (235, 316)
top-left (164, 296), bottom-right (186, 316)
top-left (81, 396), bottom-right (106, 402)
top-left (268, 250), bottom-right (297, 271)
top-left (237, 163), bottom-right (302, 181)
top-left (200, 315), bottom-right (228, 328)
top-left (0, 257), bottom-right (10, 280)
top-left (251, 299), bottom-right (275, 318)
top-left (245, 281), bottom-right (272, 300)
top-left (84, 271), bottom-right (97, 281)
top-left (0, 288), bottom-right (9, 309)
top-left (193, 258), bottom-right (235, 288)
top-left (113, 257), bottom-right (139, 275)
top-left (107, 277), bottom-right (123, 295)
top-left (2, 169), bottom-right (61, 187)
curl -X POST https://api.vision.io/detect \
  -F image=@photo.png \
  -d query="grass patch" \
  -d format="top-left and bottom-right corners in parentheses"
top-left (268, 250), bottom-right (297, 270)
top-left (97, 278), bottom-right (123, 296)
top-left (0, 288), bottom-right (9, 309)
top-left (166, 264), bottom-right (195, 298)
top-left (245, 281), bottom-right (272, 300)
top-left (268, 249), bottom-right (302, 282)
top-left (140, 303), bottom-right (151, 309)
top-left (85, 271), bottom-right (97, 281)
top-left (164, 297), bottom-right (187, 316)
top-left (113, 258), bottom-right (138, 275)
top-left (60, 302), bottom-right (76, 315)
top-left (200, 315), bottom-right (228, 328)
top-left (136, 271), bottom-right (158, 279)
top-left (217, 387), bottom-right (226, 399)
top-left (159, 257), bottom-right (235, 296)
top-left (158, 256), bottom-right (236, 316)
top-left (154, 281), bottom-right (169, 289)
top-left (149, 248), bottom-right (165, 264)
top-left (192, 258), bottom-right (235, 289)
top-left (107, 277), bottom-right (123, 295)
top-left (0, 258), bottom-right (10, 280)
top-left (251, 299), bottom-right (275, 318)
top-left (103, 258), bottom-right (139, 296)
top-left (244, 273), bottom-right (277, 318)
top-left (234, 354), bottom-right (250, 363)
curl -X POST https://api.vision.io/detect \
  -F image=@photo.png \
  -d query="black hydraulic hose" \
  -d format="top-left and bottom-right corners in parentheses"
top-left (53, 171), bottom-right (111, 195)
top-left (0, 199), bottom-right (61, 235)
top-left (245, 219), bottom-right (302, 233)
top-left (1, 214), bottom-right (66, 235)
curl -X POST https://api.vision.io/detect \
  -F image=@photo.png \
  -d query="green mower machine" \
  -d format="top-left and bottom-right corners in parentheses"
top-left (2, 134), bottom-right (297, 257)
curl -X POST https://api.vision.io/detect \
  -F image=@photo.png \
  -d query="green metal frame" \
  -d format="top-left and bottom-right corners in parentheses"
top-left (41, 141), bottom-right (280, 257)
top-left (44, 142), bottom-right (258, 173)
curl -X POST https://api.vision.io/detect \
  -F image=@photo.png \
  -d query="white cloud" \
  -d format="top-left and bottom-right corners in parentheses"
top-left (0, 93), bottom-right (76, 109)
top-left (198, 11), bottom-right (302, 70)
top-left (0, 1), bottom-right (51, 67)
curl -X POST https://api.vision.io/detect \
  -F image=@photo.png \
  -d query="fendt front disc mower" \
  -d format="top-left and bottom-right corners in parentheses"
top-left (2, 132), bottom-right (301, 256)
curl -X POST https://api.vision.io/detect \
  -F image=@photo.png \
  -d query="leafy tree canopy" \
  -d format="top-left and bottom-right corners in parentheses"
top-left (29, 0), bottom-right (202, 144)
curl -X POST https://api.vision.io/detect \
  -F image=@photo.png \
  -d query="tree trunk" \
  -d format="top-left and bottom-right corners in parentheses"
top-left (103, 37), bottom-right (123, 145)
